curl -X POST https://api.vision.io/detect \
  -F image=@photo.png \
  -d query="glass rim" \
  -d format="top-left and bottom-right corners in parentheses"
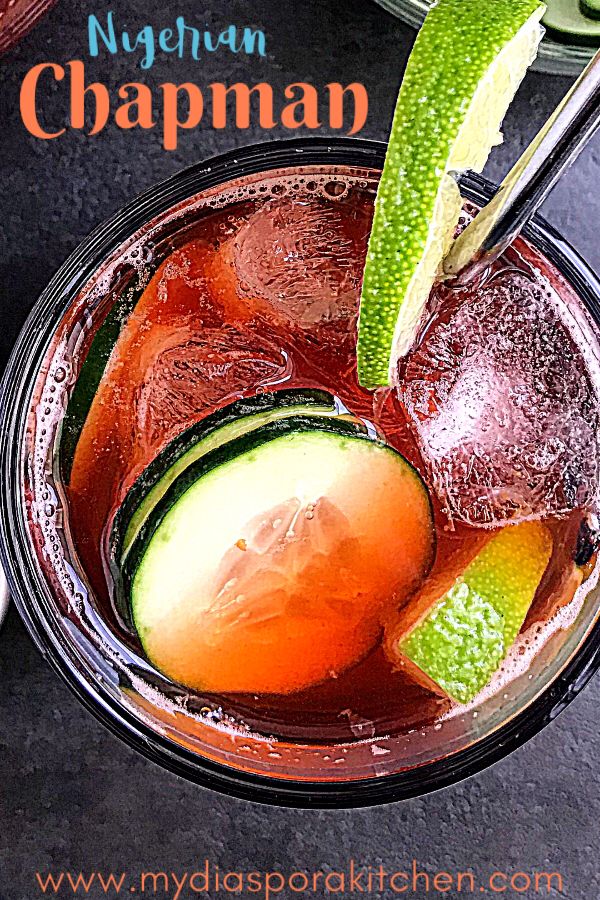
top-left (2, 136), bottom-right (600, 808)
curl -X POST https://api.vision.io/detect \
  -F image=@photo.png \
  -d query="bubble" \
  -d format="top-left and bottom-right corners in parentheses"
top-left (324, 180), bottom-right (348, 198)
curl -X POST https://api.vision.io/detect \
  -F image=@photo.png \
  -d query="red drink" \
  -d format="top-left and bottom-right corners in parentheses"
top-left (8, 144), bottom-right (599, 801)
top-left (50, 164), bottom-right (599, 744)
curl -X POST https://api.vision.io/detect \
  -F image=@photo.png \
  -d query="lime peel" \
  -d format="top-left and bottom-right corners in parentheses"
top-left (357, 0), bottom-right (546, 388)
top-left (392, 522), bottom-right (553, 704)
top-left (401, 581), bottom-right (506, 705)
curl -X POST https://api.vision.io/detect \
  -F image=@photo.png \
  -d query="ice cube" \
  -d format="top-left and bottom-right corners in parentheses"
top-left (232, 196), bottom-right (369, 327)
top-left (134, 322), bottom-right (291, 445)
top-left (402, 269), bottom-right (600, 527)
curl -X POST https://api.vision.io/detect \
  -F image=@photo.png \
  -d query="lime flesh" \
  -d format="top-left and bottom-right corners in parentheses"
top-left (357, 0), bottom-right (545, 388)
top-left (394, 522), bottom-right (553, 704)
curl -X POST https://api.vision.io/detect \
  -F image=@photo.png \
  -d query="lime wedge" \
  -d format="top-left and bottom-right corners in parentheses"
top-left (357, 0), bottom-right (545, 388)
top-left (389, 522), bottom-right (553, 704)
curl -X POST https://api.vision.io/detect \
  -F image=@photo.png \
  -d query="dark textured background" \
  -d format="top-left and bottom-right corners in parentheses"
top-left (1, 1), bottom-right (600, 897)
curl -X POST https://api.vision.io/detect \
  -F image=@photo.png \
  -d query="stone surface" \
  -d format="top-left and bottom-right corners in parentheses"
top-left (1, 0), bottom-right (600, 896)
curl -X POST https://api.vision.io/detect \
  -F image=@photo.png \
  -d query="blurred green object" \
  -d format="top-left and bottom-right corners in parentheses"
top-left (374, 0), bottom-right (599, 74)
top-left (544, 0), bottom-right (600, 43)
top-left (581, 0), bottom-right (600, 21)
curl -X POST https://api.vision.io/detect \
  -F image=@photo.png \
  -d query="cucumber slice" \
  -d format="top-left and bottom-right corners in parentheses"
top-left (122, 415), bottom-right (371, 592)
top-left (128, 421), bottom-right (435, 695)
top-left (59, 284), bottom-right (142, 482)
top-left (111, 389), bottom-right (339, 568)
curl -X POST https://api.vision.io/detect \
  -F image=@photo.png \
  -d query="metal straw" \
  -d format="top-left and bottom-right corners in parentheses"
top-left (444, 46), bottom-right (600, 282)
